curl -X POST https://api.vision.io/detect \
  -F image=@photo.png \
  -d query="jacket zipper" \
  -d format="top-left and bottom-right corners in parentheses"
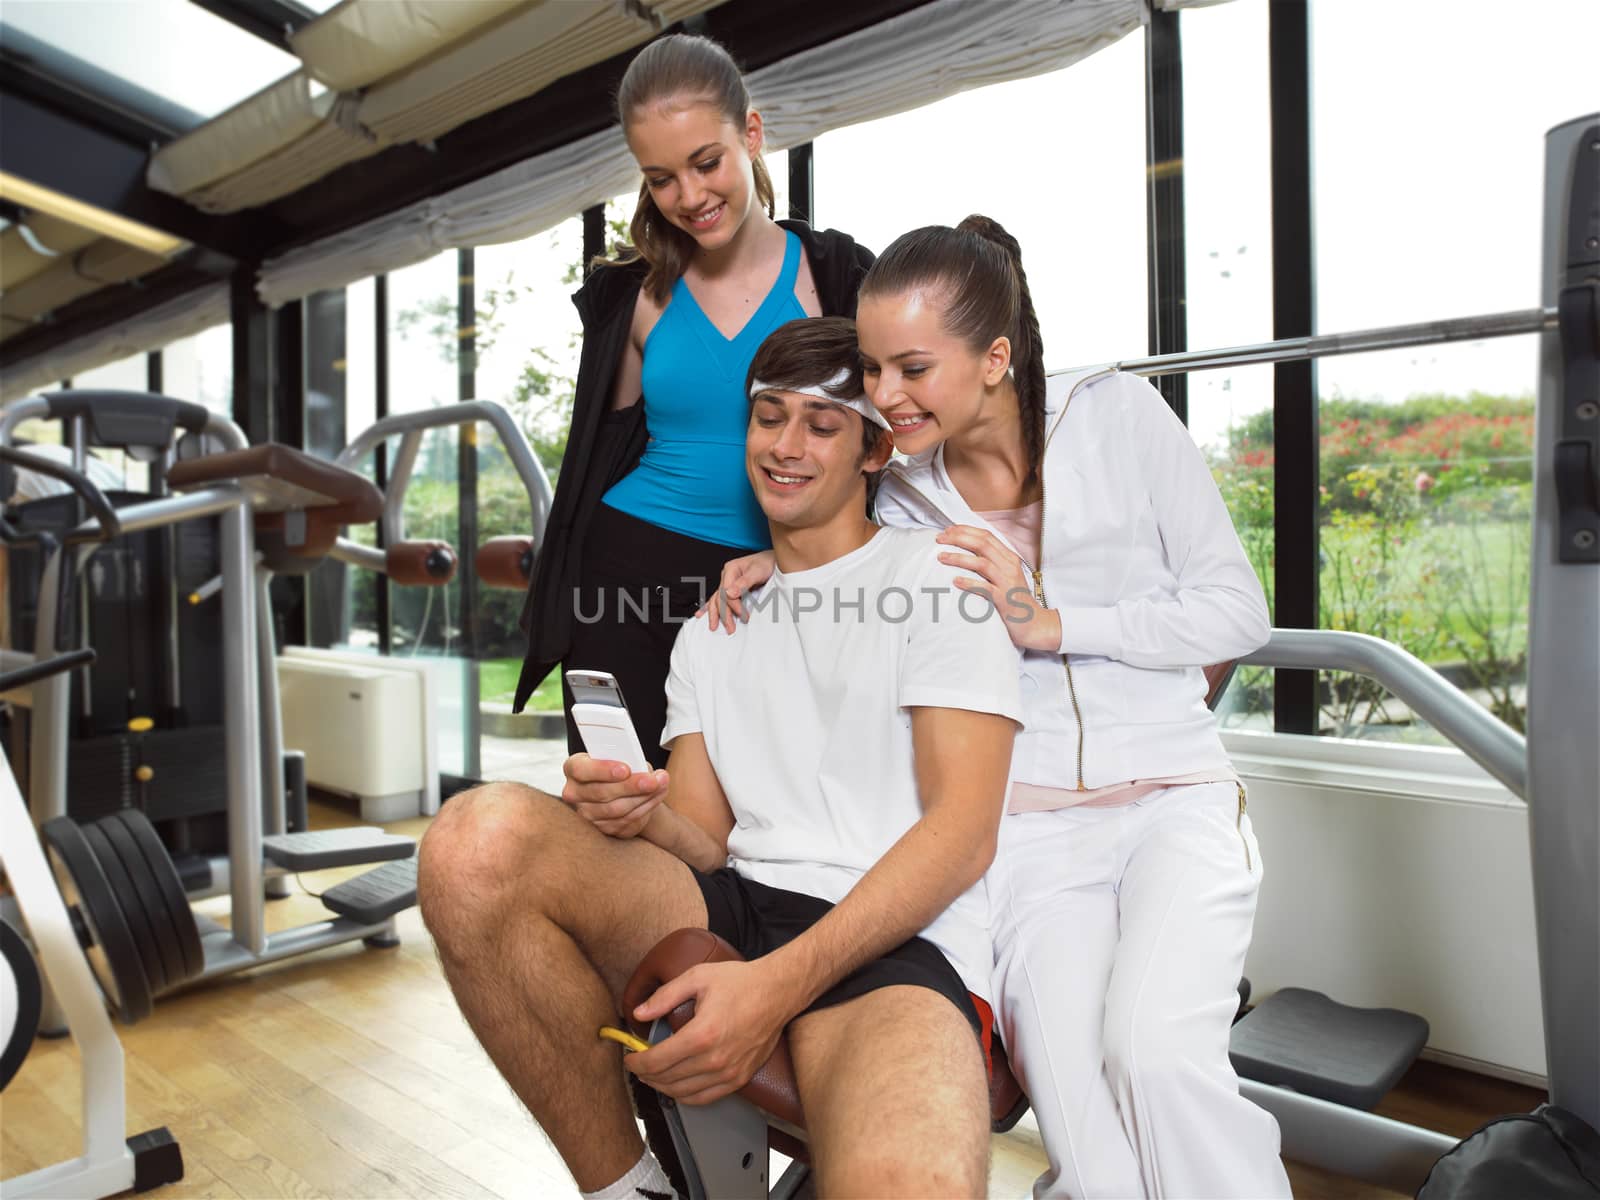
top-left (887, 370), bottom-right (1115, 793)
top-left (1029, 375), bottom-right (1112, 791)
top-left (1236, 782), bottom-right (1252, 872)
top-left (1025, 557), bottom-right (1086, 790)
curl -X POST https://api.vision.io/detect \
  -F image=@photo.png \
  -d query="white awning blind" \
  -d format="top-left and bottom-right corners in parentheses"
top-left (0, 284), bottom-right (229, 404)
top-left (148, 0), bottom-right (726, 214)
top-left (258, 0), bottom-right (1147, 306)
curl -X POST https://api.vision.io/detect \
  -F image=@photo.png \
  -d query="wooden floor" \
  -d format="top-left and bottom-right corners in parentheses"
top-left (2, 797), bottom-right (1543, 1199)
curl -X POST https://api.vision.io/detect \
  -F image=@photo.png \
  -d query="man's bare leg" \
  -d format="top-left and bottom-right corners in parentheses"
top-left (789, 985), bottom-right (990, 1197)
top-left (418, 782), bottom-right (707, 1191)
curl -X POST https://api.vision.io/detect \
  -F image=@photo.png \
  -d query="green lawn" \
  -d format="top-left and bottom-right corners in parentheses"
top-left (1316, 518), bottom-right (1528, 663)
top-left (480, 657), bottom-right (563, 710)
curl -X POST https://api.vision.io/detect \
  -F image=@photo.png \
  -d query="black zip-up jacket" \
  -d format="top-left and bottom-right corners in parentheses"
top-left (513, 221), bottom-right (875, 710)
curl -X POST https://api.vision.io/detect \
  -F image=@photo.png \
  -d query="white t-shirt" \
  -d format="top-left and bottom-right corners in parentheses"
top-left (661, 526), bottom-right (1024, 1000)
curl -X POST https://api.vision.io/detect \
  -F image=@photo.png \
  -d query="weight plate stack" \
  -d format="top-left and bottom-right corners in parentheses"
top-left (95, 815), bottom-right (187, 992)
top-left (1, 917), bottom-right (42, 1090)
top-left (80, 823), bottom-right (167, 996)
top-left (41, 816), bottom-right (152, 1024)
top-left (111, 809), bottom-right (203, 983)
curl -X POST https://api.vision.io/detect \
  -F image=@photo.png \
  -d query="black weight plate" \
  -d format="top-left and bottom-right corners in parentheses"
top-left (1, 917), bottom-right (42, 1091)
top-left (41, 817), bottom-right (152, 1024)
top-left (82, 823), bottom-right (167, 996)
top-left (96, 816), bottom-right (186, 993)
top-left (114, 810), bottom-right (202, 982)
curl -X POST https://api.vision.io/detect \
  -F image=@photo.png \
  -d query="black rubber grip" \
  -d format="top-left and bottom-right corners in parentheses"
top-left (0, 446), bottom-right (123, 540)
top-left (43, 390), bottom-right (211, 450)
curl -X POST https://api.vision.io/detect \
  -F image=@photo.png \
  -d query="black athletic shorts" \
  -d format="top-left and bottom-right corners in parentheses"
top-left (692, 867), bottom-right (993, 1059)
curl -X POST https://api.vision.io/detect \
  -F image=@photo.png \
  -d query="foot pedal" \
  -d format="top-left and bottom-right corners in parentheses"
top-left (320, 857), bottom-right (418, 925)
top-left (262, 828), bottom-right (414, 871)
top-left (1229, 986), bottom-right (1428, 1110)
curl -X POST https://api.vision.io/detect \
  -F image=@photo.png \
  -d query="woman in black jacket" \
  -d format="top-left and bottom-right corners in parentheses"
top-left (515, 33), bottom-right (873, 768)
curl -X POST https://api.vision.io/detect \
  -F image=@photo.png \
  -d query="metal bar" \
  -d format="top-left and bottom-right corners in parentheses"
top-left (219, 498), bottom-right (265, 957)
top-left (27, 549), bottom-right (72, 825)
top-left (256, 564), bottom-right (290, 899)
top-left (186, 0), bottom-right (316, 48)
top-left (329, 538), bottom-right (387, 573)
top-left (1094, 305), bottom-right (1557, 377)
top-left (1240, 629), bottom-right (1527, 799)
top-left (1268, 0), bottom-right (1317, 734)
top-left (457, 248), bottom-right (481, 777)
top-left (59, 486), bottom-right (245, 544)
top-left (1240, 1080), bottom-right (1456, 1193)
top-left (374, 274), bottom-right (391, 656)
top-left (787, 141), bottom-right (814, 225)
top-left (276, 298), bottom-right (309, 648)
top-left (231, 265), bottom-right (274, 444)
top-left (339, 401), bottom-right (553, 536)
top-left (458, 248), bottom-right (479, 662)
top-left (1143, 7), bottom-right (1187, 422)
top-left (381, 431), bottom-right (423, 548)
top-left (192, 915), bottom-right (400, 981)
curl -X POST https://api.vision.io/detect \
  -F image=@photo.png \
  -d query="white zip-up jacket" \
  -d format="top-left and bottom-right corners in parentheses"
top-left (874, 367), bottom-right (1271, 791)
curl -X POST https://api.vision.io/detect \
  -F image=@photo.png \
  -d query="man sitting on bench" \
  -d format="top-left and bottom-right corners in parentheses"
top-left (419, 317), bottom-right (1021, 1198)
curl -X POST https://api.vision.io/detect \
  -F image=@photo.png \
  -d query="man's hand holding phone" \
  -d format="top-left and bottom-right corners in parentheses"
top-left (560, 753), bottom-right (670, 839)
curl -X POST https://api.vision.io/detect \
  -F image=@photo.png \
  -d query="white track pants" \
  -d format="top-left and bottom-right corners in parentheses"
top-left (989, 781), bottom-right (1291, 1199)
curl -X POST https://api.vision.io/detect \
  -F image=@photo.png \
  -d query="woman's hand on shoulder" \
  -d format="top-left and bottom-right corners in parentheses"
top-left (936, 525), bottom-right (1063, 652)
top-left (698, 550), bottom-right (777, 633)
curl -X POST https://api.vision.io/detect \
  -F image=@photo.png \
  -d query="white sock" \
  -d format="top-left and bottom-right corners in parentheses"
top-left (579, 1148), bottom-right (674, 1200)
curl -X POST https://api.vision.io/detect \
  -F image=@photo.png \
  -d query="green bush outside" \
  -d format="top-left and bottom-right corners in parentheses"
top-left (1213, 391), bottom-right (1534, 735)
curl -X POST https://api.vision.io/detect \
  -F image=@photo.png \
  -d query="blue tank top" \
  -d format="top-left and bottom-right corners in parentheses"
top-left (602, 231), bottom-right (806, 550)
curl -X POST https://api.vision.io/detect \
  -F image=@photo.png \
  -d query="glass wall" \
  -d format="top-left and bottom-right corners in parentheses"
top-left (1304, 0), bottom-right (1591, 740)
top-left (474, 216), bottom-right (586, 713)
top-left (1180, 0), bottom-right (1274, 731)
top-left (1186, 0), bottom-right (1588, 742)
top-left (163, 323), bottom-right (233, 415)
top-left (813, 33), bottom-right (1148, 368)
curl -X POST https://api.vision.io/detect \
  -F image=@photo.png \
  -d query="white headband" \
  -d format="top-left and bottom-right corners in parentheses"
top-left (750, 368), bottom-right (892, 432)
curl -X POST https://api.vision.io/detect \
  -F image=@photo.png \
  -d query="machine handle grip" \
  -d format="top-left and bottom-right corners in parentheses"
top-left (0, 648), bottom-right (96, 693)
top-left (0, 446), bottom-right (123, 540)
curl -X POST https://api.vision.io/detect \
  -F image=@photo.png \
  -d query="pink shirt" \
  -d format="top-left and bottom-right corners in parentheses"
top-left (974, 502), bottom-right (1235, 813)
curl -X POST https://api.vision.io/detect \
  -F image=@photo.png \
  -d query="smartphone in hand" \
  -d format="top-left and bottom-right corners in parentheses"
top-left (565, 669), bottom-right (652, 774)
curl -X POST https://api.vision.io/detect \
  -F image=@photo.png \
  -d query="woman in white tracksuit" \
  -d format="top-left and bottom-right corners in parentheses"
top-left (711, 215), bottom-right (1292, 1199)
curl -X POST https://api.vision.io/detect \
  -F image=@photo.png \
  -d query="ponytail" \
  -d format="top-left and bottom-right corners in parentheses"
top-left (861, 214), bottom-right (1047, 481)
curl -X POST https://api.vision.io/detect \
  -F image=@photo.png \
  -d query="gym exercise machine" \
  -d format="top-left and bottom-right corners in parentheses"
top-left (324, 398), bottom-right (553, 599)
top-left (2, 393), bottom-right (419, 995)
top-left (617, 112), bottom-right (1599, 1198)
top-left (1, 649), bottom-right (198, 1199)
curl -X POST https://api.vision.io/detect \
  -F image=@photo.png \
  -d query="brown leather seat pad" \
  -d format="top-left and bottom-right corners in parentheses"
top-left (625, 927), bottom-right (1031, 1136)
top-left (167, 444), bottom-right (382, 524)
top-left (623, 928), bottom-right (806, 1130)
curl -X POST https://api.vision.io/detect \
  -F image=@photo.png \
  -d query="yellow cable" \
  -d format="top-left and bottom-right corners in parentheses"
top-left (598, 1026), bottom-right (650, 1054)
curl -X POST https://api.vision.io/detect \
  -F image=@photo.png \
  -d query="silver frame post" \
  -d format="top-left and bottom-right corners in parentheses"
top-left (1527, 112), bottom-right (1600, 1129)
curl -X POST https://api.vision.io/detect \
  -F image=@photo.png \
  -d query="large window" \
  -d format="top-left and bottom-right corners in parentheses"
top-left (474, 216), bottom-right (587, 712)
top-left (1181, 0), bottom-right (1275, 730)
top-left (163, 323), bottom-right (233, 415)
top-left (1190, 0), bottom-right (1590, 741)
top-left (813, 33), bottom-right (1148, 368)
top-left (1303, 0), bottom-right (1591, 740)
